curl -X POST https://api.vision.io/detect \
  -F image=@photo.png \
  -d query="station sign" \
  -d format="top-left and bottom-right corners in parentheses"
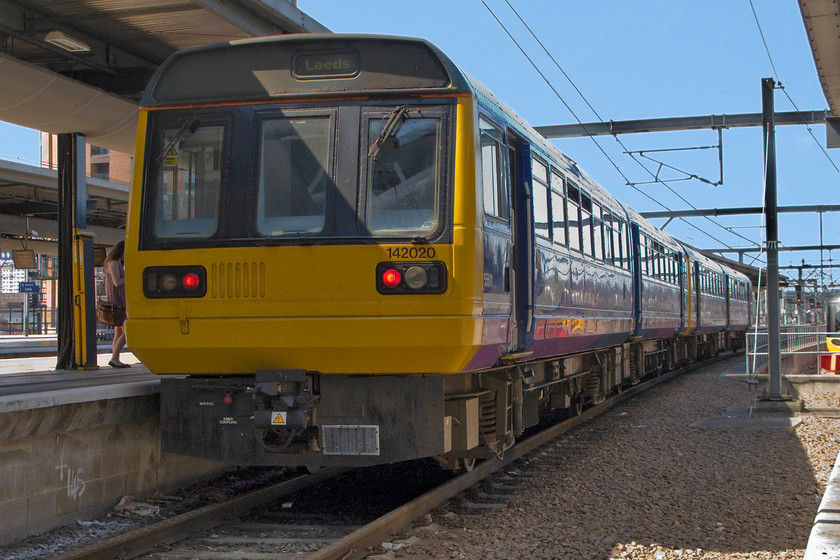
top-left (18, 281), bottom-right (39, 293)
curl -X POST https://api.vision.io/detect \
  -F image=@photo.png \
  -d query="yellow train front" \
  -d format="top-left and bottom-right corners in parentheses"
top-left (126, 35), bottom-right (488, 467)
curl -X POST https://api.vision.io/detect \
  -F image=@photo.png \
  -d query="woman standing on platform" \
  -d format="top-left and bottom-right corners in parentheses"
top-left (104, 241), bottom-right (129, 368)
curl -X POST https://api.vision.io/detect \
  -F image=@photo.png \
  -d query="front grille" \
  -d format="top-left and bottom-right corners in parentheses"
top-left (321, 425), bottom-right (380, 456)
top-left (210, 261), bottom-right (265, 299)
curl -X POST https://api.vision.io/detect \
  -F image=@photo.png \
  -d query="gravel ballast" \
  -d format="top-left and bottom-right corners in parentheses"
top-left (394, 358), bottom-right (840, 560)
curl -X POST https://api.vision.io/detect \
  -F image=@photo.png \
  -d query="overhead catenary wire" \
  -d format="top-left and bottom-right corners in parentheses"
top-left (485, 0), bottom-right (759, 254)
top-left (749, 0), bottom-right (840, 285)
top-left (748, 0), bottom-right (840, 175)
top-left (502, 0), bottom-right (759, 250)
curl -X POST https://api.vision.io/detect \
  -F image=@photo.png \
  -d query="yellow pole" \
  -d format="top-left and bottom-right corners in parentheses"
top-left (73, 229), bottom-right (95, 368)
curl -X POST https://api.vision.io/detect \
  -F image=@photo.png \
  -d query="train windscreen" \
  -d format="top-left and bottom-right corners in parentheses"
top-left (140, 103), bottom-right (450, 249)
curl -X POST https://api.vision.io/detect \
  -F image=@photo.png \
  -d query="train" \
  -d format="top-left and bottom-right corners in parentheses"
top-left (124, 34), bottom-right (752, 470)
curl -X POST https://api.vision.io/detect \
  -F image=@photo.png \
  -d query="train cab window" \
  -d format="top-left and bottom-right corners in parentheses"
top-left (580, 192), bottom-right (593, 257)
top-left (257, 115), bottom-right (331, 236)
top-left (153, 123), bottom-right (224, 239)
top-left (567, 183), bottom-right (581, 252)
top-left (366, 114), bottom-right (441, 235)
top-left (532, 158), bottom-right (550, 241)
top-left (592, 204), bottom-right (604, 261)
top-left (480, 118), bottom-right (509, 221)
top-left (550, 172), bottom-right (566, 246)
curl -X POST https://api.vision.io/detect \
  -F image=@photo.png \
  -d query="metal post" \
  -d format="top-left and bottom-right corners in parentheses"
top-left (762, 78), bottom-right (783, 399)
top-left (56, 133), bottom-right (98, 370)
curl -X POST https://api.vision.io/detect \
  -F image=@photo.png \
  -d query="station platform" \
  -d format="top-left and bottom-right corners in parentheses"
top-left (0, 339), bottom-right (226, 545)
top-left (0, 335), bottom-right (157, 410)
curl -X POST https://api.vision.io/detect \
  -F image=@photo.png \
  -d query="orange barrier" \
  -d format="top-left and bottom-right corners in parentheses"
top-left (820, 353), bottom-right (840, 373)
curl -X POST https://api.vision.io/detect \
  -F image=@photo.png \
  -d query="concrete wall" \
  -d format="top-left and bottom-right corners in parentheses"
top-left (0, 394), bottom-right (228, 545)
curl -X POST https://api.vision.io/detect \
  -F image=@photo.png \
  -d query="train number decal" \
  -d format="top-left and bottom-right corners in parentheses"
top-left (387, 247), bottom-right (436, 259)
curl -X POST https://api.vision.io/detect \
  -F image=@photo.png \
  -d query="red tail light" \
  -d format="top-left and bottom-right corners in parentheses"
top-left (143, 266), bottom-right (207, 298)
top-left (182, 272), bottom-right (201, 291)
top-left (382, 268), bottom-right (402, 288)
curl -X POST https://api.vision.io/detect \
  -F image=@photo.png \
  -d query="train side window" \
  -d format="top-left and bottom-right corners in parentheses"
top-left (532, 158), bottom-right (550, 241)
top-left (603, 210), bottom-right (614, 265)
top-left (581, 192), bottom-right (593, 257)
top-left (550, 172), bottom-right (566, 246)
top-left (624, 222), bottom-right (631, 270)
top-left (153, 123), bottom-right (224, 239)
top-left (654, 246), bottom-right (661, 279)
top-left (592, 203), bottom-right (604, 261)
top-left (258, 116), bottom-right (330, 236)
top-left (480, 118), bottom-right (509, 221)
top-left (615, 218), bottom-right (624, 269)
top-left (567, 183), bottom-right (581, 252)
top-left (613, 221), bottom-right (621, 268)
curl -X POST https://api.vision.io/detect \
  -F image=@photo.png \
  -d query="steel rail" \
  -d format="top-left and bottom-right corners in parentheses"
top-left (51, 467), bottom-right (349, 560)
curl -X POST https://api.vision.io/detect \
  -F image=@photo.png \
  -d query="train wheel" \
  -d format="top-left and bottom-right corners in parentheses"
top-left (459, 457), bottom-right (476, 472)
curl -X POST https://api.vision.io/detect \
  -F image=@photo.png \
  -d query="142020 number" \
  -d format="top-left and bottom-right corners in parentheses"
top-left (387, 247), bottom-right (436, 259)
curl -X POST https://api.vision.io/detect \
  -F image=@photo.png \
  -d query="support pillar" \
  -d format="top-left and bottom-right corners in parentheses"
top-left (56, 133), bottom-right (98, 370)
top-left (761, 78), bottom-right (784, 400)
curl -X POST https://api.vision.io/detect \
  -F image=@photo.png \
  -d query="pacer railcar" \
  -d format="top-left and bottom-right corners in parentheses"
top-left (125, 34), bottom-right (751, 469)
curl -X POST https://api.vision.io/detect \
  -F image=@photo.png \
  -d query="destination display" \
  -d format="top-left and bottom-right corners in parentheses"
top-left (293, 51), bottom-right (359, 79)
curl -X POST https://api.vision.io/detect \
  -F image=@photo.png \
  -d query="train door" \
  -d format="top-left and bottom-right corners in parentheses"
top-left (723, 274), bottom-right (732, 330)
top-left (508, 135), bottom-right (533, 352)
top-left (630, 222), bottom-right (643, 337)
top-left (681, 252), bottom-right (693, 334)
top-left (693, 261), bottom-right (702, 330)
top-left (479, 117), bottom-right (516, 354)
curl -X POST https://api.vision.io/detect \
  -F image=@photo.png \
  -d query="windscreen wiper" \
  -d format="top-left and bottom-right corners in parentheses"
top-left (157, 117), bottom-right (197, 163)
top-left (367, 106), bottom-right (409, 160)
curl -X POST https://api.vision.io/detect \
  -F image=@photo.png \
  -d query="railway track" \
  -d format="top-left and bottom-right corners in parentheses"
top-left (51, 354), bottom-right (734, 560)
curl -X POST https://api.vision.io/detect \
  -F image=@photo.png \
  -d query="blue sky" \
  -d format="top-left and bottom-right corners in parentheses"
top-left (1, 1), bottom-right (836, 283)
top-left (302, 0), bottom-right (839, 285)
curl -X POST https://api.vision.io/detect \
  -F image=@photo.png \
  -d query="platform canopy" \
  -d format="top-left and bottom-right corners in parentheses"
top-left (0, 0), bottom-right (328, 155)
top-left (799, 0), bottom-right (840, 114)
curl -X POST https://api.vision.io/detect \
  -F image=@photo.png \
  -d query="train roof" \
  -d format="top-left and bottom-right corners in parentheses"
top-left (141, 33), bottom-right (474, 107)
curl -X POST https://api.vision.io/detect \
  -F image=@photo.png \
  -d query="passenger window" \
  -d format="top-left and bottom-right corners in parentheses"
top-left (567, 184), bottom-right (581, 252)
top-left (258, 116), bottom-right (330, 236)
top-left (624, 222), bottom-right (631, 270)
top-left (154, 123), bottom-right (224, 239)
top-left (603, 211), bottom-right (613, 265)
top-left (592, 204), bottom-right (604, 261)
top-left (550, 172), bottom-right (566, 246)
top-left (581, 193), bottom-right (593, 257)
top-left (613, 218), bottom-right (623, 269)
top-left (480, 118), bottom-right (509, 220)
top-left (532, 158), bottom-right (549, 240)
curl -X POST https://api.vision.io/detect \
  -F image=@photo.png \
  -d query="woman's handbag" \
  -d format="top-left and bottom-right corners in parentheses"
top-left (96, 298), bottom-right (126, 327)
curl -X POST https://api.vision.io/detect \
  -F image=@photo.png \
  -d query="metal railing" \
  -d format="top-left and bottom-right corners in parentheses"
top-left (746, 324), bottom-right (824, 375)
